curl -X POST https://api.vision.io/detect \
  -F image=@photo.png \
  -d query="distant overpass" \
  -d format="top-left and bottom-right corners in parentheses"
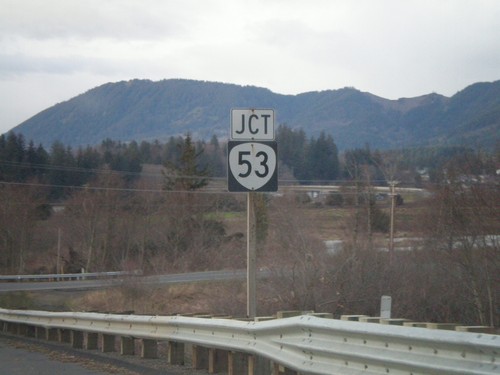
top-left (280, 184), bottom-right (426, 194)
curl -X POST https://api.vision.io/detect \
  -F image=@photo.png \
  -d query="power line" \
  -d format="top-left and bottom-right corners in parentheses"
top-left (0, 180), bottom-right (230, 195)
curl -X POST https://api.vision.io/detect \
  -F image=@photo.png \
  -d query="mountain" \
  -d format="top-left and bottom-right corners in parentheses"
top-left (9, 79), bottom-right (500, 150)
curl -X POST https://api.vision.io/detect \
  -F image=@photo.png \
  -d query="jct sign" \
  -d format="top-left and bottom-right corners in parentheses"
top-left (228, 108), bottom-right (278, 192)
top-left (231, 109), bottom-right (274, 140)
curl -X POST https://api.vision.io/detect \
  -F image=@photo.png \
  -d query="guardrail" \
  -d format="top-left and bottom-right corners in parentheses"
top-left (0, 270), bottom-right (142, 282)
top-left (0, 308), bottom-right (498, 375)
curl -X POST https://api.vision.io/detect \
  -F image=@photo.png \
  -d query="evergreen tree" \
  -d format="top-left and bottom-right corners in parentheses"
top-left (75, 146), bottom-right (101, 183)
top-left (108, 141), bottom-right (142, 183)
top-left (25, 141), bottom-right (49, 179)
top-left (76, 146), bottom-right (101, 170)
top-left (139, 140), bottom-right (152, 163)
top-left (161, 134), bottom-right (228, 257)
top-left (163, 133), bottom-right (208, 191)
top-left (205, 134), bottom-right (225, 177)
top-left (276, 125), bottom-right (307, 178)
top-left (163, 136), bottom-right (181, 166)
top-left (301, 131), bottom-right (339, 183)
top-left (48, 141), bottom-right (78, 198)
top-left (1, 132), bottom-right (27, 181)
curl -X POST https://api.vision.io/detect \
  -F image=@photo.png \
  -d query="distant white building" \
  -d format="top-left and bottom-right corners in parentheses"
top-left (324, 240), bottom-right (343, 255)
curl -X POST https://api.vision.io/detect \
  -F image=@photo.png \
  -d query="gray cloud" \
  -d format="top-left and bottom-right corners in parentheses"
top-left (0, 0), bottom-right (192, 41)
top-left (0, 50), bottom-right (144, 79)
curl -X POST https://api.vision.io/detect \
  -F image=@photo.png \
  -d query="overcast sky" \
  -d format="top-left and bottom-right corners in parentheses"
top-left (1, 0), bottom-right (499, 134)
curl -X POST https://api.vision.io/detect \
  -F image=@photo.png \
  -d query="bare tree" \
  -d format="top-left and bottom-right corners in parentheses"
top-left (0, 183), bottom-right (45, 273)
top-left (261, 194), bottom-right (331, 312)
top-left (63, 171), bottom-right (125, 271)
top-left (419, 165), bottom-right (499, 326)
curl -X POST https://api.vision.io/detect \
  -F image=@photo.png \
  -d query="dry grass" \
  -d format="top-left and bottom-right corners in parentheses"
top-left (300, 206), bottom-right (350, 239)
top-left (68, 281), bottom-right (248, 317)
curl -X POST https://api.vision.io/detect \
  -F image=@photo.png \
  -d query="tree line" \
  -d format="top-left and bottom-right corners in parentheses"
top-left (0, 128), bottom-right (340, 190)
top-left (3, 127), bottom-right (496, 191)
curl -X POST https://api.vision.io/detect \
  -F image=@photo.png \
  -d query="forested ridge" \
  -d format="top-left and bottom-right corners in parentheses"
top-left (10, 79), bottom-right (500, 151)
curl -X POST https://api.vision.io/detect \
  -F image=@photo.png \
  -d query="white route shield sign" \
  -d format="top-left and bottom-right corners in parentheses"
top-left (227, 141), bottom-right (278, 192)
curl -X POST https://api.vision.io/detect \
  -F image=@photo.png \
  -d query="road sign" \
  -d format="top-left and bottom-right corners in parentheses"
top-left (231, 109), bottom-right (274, 140)
top-left (228, 141), bottom-right (278, 192)
top-left (229, 109), bottom-right (277, 318)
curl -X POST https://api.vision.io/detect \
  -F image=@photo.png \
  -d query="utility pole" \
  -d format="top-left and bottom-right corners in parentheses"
top-left (388, 181), bottom-right (398, 263)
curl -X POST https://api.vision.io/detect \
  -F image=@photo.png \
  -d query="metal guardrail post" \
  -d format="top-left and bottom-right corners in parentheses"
top-left (59, 328), bottom-right (71, 343)
top-left (120, 337), bottom-right (134, 355)
top-left (86, 332), bottom-right (98, 350)
top-left (47, 328), bottom-right (58, 341)
top-left (192, 344), bottom-right (209, 369)
top-left (101, 334), bottom-right (115, 352)
top-left (167, 341), bottom-right (184, 365)
top-left (35, 326), bottom-right (45, 340)
top-left (228, 351), bottom-right (249, 375)
top-left (71, 330), bottom-right (84, 349)
top-left (209, 348), bottom-right (228, 373)
top-left (141, 339), bottom-right (157, 359)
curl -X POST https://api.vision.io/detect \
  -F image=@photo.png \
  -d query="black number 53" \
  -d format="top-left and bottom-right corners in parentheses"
top-left (238, 151), bottom-right (269, 178)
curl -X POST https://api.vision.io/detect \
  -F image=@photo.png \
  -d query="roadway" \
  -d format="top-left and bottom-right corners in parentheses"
top-left (0, 333), bottom-right (145, 375)
top-left (0, 269), bottom-right (261, 293)
top-left (0, 332), bottom-right (200, 375)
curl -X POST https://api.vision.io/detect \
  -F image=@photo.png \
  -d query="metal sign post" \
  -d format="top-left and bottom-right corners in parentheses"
top-left (247, 192), bottom-right (257, 318)
top-left (228, 108), bottom-right (277, 319)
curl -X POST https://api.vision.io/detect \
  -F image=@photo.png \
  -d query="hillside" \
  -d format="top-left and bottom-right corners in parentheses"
top-left (10, 79), bottom-right (500, 150)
